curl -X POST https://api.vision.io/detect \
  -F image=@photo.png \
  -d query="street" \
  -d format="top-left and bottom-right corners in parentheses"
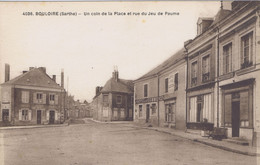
top-left (0, 119), bottom-right (257, 165)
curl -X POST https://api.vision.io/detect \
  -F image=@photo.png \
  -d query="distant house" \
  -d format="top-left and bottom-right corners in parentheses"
top-left (134, 48), bottom-right (187, 130)
top-left (0, 65), bottom-right (66, 126)
top-left (92, 69), bottom-right (133, 122)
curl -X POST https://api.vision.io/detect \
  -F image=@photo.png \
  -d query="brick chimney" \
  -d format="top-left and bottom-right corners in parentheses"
top-left (61, 69), bottom-right (64, 88)
top-left (5, 63), bottom-right (10, 82)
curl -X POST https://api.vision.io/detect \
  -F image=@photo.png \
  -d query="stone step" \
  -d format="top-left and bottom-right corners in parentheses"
top-left (223, 138), bottom-right (249, 146)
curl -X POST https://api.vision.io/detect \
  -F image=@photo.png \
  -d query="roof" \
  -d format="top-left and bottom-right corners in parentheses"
top-left (212, 8), bottom-right (232, 25)
top-left (100, 78), bottom-right (133, 94)
top-left (1, 68), bottom-right (64, 89)
top-left (136, 48), bottom-right (186, 81)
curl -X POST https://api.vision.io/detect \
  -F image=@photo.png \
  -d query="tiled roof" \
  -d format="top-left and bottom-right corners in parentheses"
top-left (1, 68), bottom-right (63, 89)
top-left (136, 48), bottom-right (186, 81)
top-left (100, 78), bottom-right (133, 94)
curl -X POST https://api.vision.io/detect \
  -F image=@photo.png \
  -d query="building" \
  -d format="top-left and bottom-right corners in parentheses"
top-left (216, 1), bottom-right (260, 146)
top-left (0, 65), bottom-right (66, 126)
top-left (184, 1), bottom-right (260, 146)
top-left (134, 48), bottom-right (187, 130)
top-left (92, 69), bottom-right (134, 122)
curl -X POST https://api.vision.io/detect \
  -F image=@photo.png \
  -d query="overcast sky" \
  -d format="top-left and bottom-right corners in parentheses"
top-left (0, 1), bottom-right (223, 102)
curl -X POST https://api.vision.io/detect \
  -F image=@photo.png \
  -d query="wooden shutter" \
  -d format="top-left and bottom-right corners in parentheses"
top-left (55, 95), bottom-right (59, 105)
top-left (28, 110), bottom-right (32, 120)
top-left (33, 93), bottom-right (37, 103)
top-left (46, 111), bottom-right (49, 120)
top-left (55, 111), bottom-right (58, 120)
top-left (19, 110), bottom-right (22, 120)
top-left (240, 91), bottom-right (249, 120)
top-left (224, 94), bottom-right (232, 123)
top-left (42, 94), bottom-right (46, 104)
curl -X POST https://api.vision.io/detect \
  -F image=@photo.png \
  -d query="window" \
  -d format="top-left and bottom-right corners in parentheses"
top-left (116, 95), bottom-right (122, 104)
top-left (202, 55), bottom-right (210, 82)
top-left (103, 95), bottom-right (108, 102)
top-left (165, 78), bottom-right (168, 93)
top-left (144, 84), bottom-right (148, 97)
top-left (151, 104), bottom-right (156, 115)
top-left (139, 105), bottom-right (142, 117)
top-left (241, 32), bottom-right (253, 69)
top-left (223, 43), bottom-right (232, 74)
top-left (37, 93), bottom-right (42, 100)
top-left (19, 109), bottom-right (31, 121)
top-left (21, 91), bottom-right (29, 103)
top-left (34, 92), bottom-right (46, 104)
top-left (174, 73), bottom-right (178, 91)
top-left (49, 94), bottom-right (55, 101)
top-left (191, 61), bottom-right (198, 86)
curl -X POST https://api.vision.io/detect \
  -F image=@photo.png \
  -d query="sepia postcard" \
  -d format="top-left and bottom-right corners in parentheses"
top-left (0, 1), bottom-right (259, 165)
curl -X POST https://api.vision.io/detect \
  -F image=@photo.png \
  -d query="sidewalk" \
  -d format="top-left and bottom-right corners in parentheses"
top-left (130, 124), bottom-right (260, 157)
top-left (0, 123), bottom-right (68, 130)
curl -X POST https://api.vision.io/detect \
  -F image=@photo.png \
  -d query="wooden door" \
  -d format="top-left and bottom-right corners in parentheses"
top-left (49, 111), bottom-right (55, 124)
top-left (37, 110), bottom-right (41, 124)
top-left (232, 101), bottom-right (240, 137)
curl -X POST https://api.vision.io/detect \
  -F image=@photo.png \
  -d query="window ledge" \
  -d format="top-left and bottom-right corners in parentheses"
top-left (236, 65), bottom-right (256, 76)
top-left (218, 72), bottom-right (235, 81)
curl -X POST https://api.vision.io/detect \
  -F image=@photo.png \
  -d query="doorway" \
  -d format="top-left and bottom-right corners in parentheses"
top-left (146, 104), bottom-right (150, 123)
top-left (49, 110), bottom-right (55, 124)
top-left (37, 110), bottom-right (41, 125)
top-left (2, 109), bottom-right (9, 123)
top-left (232, 101), bottom-right (240, 137)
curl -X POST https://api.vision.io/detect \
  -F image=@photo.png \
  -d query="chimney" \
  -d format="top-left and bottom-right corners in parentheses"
top-left (96, 86), bottom-right (100, 95)
top-left (112, 66), bottom-right (119, 82)
top-left (5, 64), bottom-right (10, 82)
top-left (61, 69), bottom-right (64, 88)
top-left (39, 67), bottom-right (46, 73)
top-left (29, 67), bottom-right (34, 71)
top-left (52, 75), bottom-right (56, 82)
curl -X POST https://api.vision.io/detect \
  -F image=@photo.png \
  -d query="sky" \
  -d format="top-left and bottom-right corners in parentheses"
top-left (0, 1), bottom-right (224, 102)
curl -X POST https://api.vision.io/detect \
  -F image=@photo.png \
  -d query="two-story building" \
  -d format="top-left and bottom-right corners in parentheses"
top-left (92, 69), bottom-right (134, 122)
top-left (134, 48), bottom-right (187, 130)
top-left (0, 65), bottom-right (66, 126)
top-left (185, 1), bottom-right (260, 146)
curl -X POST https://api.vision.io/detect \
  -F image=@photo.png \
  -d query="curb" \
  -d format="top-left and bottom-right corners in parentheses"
top-left (0, 124), bottom-right (68, 130)
top-left (90, 119), bottom-right (133, 124)
top-left (130, 125), bottom-right (259, 157)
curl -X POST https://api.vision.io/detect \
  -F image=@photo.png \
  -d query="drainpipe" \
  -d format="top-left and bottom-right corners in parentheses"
top-left (217, 27), bottom-right (220, 128)
top-left (157, 74), bottom-right (160, 127)
top-left (184, 47), bottom-right (189, 131)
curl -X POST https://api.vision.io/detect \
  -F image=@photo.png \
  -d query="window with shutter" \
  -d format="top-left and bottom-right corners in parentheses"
top-left (224, 94), bottom-right (232, 126)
